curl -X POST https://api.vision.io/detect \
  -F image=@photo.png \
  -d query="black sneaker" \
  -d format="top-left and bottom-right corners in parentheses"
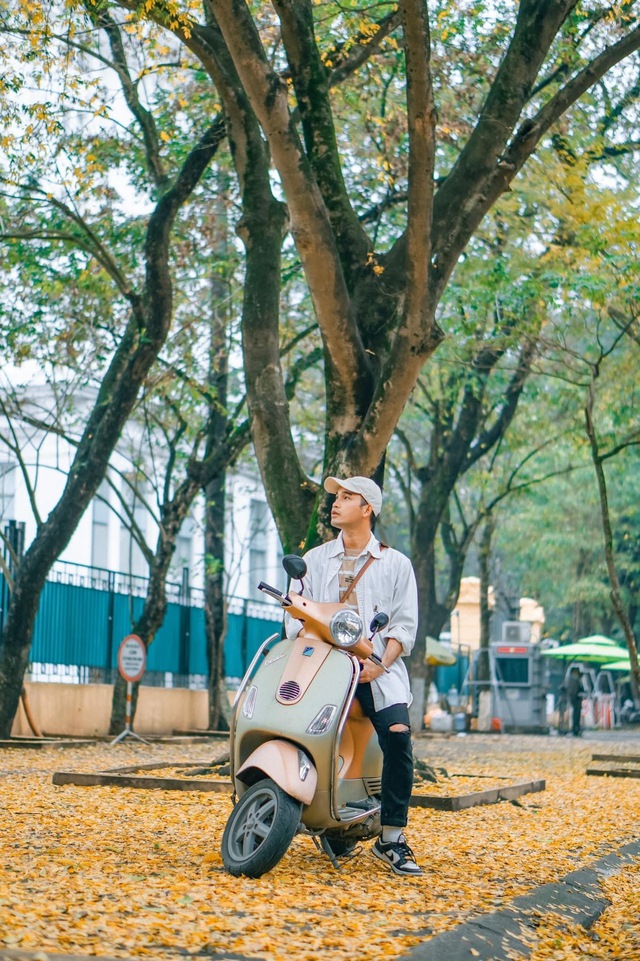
top-left (373, 834), bottom-right (422, 876)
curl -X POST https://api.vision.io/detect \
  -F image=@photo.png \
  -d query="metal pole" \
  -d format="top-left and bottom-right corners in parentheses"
top-left (104, 570), bottom-right (116, 683)
top-left (110, 681), bottom-right (149, 745)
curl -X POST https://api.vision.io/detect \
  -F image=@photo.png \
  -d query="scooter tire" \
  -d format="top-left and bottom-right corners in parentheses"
top-left (222, 778), bottom-right (302, 878)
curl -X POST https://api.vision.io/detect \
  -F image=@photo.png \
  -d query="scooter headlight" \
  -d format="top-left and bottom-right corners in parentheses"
top-left (330, 609), bottom-right (364, 648)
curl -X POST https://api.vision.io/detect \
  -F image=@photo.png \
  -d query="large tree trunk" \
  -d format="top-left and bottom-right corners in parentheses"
top-left (478, 517), bottom-right (495, 690)
top-left (204, 261), bottom-right (232, 732)
top-left (0, 121), bottom-right (225, 738)
top-left (411, 508), bottom-right (451, 681)
top-left (108, 295), bottom-right (244, 733)
top-left (134, 2), bottom-right (640, 712)
top-left (410, 504), bottom-right (464, 731)
top-left (407, 335), bottom-right (537, 723)
top-left (108, 476), bottom-right (201, 735)
top-left (585, 371), bottom-right (640, 703)
top-left (0, 321), bottom-right (163, 737)
top-left (204, 470), bottom-right (227, 731)
top-left (189, 0), bottom-right (640, 546)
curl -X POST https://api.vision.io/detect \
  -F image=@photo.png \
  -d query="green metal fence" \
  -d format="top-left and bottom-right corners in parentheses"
top-left (0, 560), bottom-right (283, 688)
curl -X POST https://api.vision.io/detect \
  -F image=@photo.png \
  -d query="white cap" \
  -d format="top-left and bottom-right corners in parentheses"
top-left (324, 476), bottom-right (383, 516)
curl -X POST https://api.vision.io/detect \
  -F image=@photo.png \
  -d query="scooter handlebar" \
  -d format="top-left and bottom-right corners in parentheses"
top-left (257, 581), bottom-right (290, 605)
top-left (257, 587), bottom-right (388, 665)
top-left (369, 652), bottom-right (390, 674)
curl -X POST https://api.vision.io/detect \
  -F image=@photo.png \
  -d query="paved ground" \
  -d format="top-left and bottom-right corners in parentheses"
top-left (406, 726), bottom-right (640, 960)
top-left (400, 838), bottom-right (640, 960)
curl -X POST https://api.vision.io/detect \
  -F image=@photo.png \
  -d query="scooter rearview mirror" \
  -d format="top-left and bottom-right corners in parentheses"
top-left (282, 553), bottom-right (307, 584)
top-left (369, 612), bottom-right (389, 635)
top-left (368, 612), bottom-right (391, 673)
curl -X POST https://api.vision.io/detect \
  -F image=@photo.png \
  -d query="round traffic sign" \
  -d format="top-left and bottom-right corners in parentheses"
top-left (117, 634), bottom-right (147, 682)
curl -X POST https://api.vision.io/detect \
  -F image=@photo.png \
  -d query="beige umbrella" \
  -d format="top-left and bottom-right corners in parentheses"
top-left (425, 636), bottom-right (457, 666)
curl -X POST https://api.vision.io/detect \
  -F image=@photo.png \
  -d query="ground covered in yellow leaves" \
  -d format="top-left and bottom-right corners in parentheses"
top-left (526, 862), bottom-right (640, 961)
top-left (0, 732), bottom-right (639, 960)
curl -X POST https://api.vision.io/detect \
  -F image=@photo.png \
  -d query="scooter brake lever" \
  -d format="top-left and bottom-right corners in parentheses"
top-left (257, 583), bottom-right (294, 610)
top-left (369, 653), bottom-right (390, 674)
top-left (257, 582), bottom-right (288, 603)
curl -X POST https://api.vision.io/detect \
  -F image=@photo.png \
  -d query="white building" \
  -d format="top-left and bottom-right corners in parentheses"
top-left (0, 379), bottom-right (284, 601)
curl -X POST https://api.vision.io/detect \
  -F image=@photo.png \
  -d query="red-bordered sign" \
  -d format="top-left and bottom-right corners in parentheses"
top-left (117, 634), bottom-right (147, 683)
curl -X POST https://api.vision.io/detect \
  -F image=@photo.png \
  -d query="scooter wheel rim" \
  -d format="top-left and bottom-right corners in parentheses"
top-left (227, 785), bottom-right (280, 861)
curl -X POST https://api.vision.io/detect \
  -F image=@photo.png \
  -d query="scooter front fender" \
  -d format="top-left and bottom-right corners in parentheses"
top-left (236, 740), bottom-right (318, 806)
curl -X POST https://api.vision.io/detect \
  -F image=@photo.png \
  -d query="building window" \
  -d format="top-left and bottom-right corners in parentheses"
top-left (91, 481), bottom-right (110, 570)
top-left (248, 498), bottom-right (268, 600)
top-left (0, 462), bottom-right (16, 525)
top-left (495, 656), bottom-right (530, 686)
top-left (119, 476), bottom-right (149, 578)
top-left (171, 517), bottom-right (194, 581)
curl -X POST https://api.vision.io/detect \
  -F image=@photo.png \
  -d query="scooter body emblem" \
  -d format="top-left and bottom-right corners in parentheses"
top-left (302, 646), bottom-right (315, 657)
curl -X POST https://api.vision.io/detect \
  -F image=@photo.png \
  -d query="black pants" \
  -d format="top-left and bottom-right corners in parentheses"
top-left (356, 682), bottom-right (414, 828)
top-left (571, 698), bottom-right (582, 735)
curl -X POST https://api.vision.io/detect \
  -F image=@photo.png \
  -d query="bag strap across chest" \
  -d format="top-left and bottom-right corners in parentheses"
top-left (340, 545), bottom-right (387, 605)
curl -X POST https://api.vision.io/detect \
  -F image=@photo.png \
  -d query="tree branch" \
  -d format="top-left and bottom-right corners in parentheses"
top-left (273, 0), bottom-right (371, 282)
top-left (467, 335), bottom-right (538, 470)
top-left (585, 364), bottom-right (640, 697)
top-left (207, 0), bottom-right (370, 435)
top-left (426, 0), bottom-right (578, 283)
top-left (82, 0), bottom-right (169, 191)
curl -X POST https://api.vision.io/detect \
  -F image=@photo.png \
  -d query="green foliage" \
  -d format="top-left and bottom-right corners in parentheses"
top-left (2, 0), bottom-right (640, 644)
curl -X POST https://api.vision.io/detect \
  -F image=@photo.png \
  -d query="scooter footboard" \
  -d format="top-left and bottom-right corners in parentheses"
top-left (236, 740), bottom-right (318, 806)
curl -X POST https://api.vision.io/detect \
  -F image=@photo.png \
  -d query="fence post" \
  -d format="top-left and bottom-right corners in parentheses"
top-left (179, 566), bottom-right (191, 678)
top-left (1, 521), bottom-right (25, 637)
top-left (240, 598), bottom-right (250, 673)
top-left (104, 570), bottom-right (116, 683)
top-left (0, 531), bottom-right (5, 637)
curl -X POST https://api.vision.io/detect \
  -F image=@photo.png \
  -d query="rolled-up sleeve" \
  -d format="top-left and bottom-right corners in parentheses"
top-left (385, 554), bottom-right (418, 656)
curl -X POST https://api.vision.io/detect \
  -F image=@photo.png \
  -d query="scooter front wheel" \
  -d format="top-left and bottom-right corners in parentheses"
top-left (222, 778), bottom-right (302, 877)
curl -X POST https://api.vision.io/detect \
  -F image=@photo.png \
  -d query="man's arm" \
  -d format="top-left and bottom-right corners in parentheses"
top-left (359, 637), bottom-right (404, 683)
top-left (384, 553), bottom-right (419, 657)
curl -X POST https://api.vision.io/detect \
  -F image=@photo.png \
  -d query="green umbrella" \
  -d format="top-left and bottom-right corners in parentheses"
top-left (601, 658), bottom-right (632, 671)
top-left (541, 640), bottom-right (629, 662)
top-left (575, 634), bottom-right (620, 647)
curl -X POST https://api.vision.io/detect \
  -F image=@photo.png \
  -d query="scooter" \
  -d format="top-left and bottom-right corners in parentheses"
top-left (221, 554), bottom-right (389, 877)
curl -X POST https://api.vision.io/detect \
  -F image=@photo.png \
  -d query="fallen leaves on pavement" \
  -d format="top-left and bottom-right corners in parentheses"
top-left (526, 862), bottom-right (640, 960)
top-left (0, 734), bottom-right (638, 960)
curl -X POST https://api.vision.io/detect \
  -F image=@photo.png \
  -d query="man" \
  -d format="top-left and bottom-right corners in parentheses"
top-left (286, 475), bottom-right (422, 877)
top-left (566, 666), bottom-right (585, 737)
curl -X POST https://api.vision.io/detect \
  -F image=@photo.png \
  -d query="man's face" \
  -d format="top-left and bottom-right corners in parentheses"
top-left (330, 487), bottom-right (371, 530)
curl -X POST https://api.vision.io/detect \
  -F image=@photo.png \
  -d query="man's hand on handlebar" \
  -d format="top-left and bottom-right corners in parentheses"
top-left (358, 658), bottom-right (386, 683)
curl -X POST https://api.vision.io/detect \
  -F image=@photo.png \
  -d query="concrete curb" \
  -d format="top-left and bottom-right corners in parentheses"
top-left (400, 839), bottom-right (640, 961)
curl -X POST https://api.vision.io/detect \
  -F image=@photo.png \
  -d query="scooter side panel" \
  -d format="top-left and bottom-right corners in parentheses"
top-left (236, 740), bottom-right (318, 805)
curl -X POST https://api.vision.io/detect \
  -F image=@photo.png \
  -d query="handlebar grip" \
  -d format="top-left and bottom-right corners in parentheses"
top-left (257, 582), bottom-right (286, 602)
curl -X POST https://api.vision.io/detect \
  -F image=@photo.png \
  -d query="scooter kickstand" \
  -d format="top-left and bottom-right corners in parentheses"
top-left (314, 835), bottom-right (341, 870)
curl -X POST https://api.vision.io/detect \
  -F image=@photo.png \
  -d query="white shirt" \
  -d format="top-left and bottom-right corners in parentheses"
top-left (285, 532), bottom-right (418, 710)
